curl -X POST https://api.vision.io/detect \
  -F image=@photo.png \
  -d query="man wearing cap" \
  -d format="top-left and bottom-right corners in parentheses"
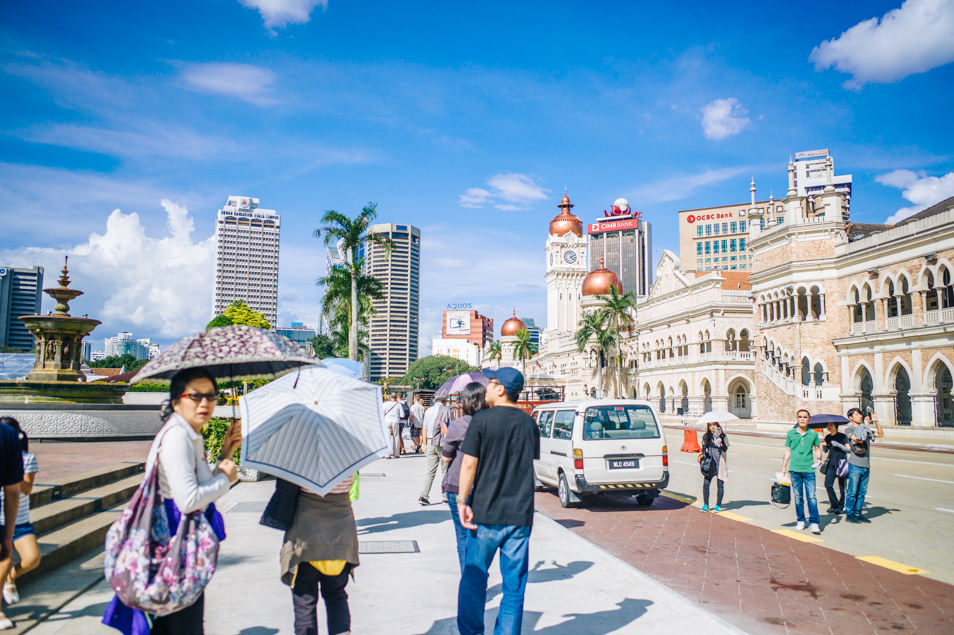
top-left (456, 367), bottom-right (540, 635)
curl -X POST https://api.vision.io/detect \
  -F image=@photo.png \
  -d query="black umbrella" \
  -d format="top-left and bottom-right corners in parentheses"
top-left (808, 413), bottom-right (849, 428)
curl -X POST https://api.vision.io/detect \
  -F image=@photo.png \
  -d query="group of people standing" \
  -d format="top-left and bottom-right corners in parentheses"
top-left (698, 406), bottom-right (884, 534)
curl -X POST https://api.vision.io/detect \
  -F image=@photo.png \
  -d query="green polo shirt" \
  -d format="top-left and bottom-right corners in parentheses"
top-left (786, 427), bottom-right (819, 472)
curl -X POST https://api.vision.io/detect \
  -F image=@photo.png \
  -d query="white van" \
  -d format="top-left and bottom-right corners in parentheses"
top-left (531, 399), bottom-right (669, 508)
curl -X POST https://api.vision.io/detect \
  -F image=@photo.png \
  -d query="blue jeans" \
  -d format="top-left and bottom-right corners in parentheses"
top-left (457, 523), bottom-right (531, 635)
top-left (446, 492), bottom-right (468, 571)
top-left (844, 463), bottom-right (870, 516)
top-left (790, 471), bottom-right (819, 525)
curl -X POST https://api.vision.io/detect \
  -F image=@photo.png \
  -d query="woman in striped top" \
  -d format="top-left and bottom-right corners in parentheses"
top-left (0, 417), bottom-right (41, 610)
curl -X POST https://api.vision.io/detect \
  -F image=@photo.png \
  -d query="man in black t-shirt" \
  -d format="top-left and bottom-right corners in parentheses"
top-left (456, 367), bottom-right (539, 635)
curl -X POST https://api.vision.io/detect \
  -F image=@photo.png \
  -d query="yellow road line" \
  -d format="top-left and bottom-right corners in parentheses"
top-left (714, 510), bottom-right (752, 522)
top-left (856, 556), bottom-right (929, 575)
top-left (661, 491), bottom-right (696, 504)
top-left (773, 529), bottom-right (823, 543)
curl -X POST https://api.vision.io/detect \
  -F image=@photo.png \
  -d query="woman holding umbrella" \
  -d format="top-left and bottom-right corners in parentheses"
top-left (821, 421), bottom-right (850, 514)
top-left (103, 367), bottom-right (241, 634)
top-left (700, 420), bottom-right (729, 512)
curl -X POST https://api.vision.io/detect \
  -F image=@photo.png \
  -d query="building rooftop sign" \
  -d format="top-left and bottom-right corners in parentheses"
top-left (795, 148), bottom-right (829, 161)
top-left (587, 218), bottom-right (642, 234)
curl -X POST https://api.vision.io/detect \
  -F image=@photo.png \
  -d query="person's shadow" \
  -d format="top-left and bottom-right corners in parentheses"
top-left (357, 509), bottom-right (449, 534)
top-left (485, 560), bottom-right (594, 600)
top-left (423, 598), bottom-right (653, 633)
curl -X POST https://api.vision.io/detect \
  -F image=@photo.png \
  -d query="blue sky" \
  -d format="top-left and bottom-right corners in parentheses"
top-left (1, 0), bottom-right (953, 353)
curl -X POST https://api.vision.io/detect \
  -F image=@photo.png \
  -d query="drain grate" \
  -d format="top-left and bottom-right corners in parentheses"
top-left (229, 501), bottom-right (268, 513)
top-left (359, 540), bottom-right (419, 554)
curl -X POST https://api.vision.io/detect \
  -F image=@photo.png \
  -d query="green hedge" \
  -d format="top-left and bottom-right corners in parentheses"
top-left (202, 417), bottom-right (241, 464)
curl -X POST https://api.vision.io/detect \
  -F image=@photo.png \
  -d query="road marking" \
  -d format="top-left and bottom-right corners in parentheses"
top-left (661, 491), bottom-right (696, 504)
top-left (773, 529), bottom-right (823, 543)
top-left (873, 456), bottom-right (954, 467)
top-left (894, 473), bottom-right (954, 484)
top-left (714, 510), bottom-right (752, 522)
top-left (936, 507), bottom-right (954, 514)
top-left (856, 556), bottom-right (929, 575)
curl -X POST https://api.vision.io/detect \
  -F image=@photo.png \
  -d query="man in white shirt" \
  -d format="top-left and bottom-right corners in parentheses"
top-left (410, 394), bottom-right (426, 453)
top-left (383, 394), bottom-right (403, 459)
top-left (418, 397), bottom-right (451, 504)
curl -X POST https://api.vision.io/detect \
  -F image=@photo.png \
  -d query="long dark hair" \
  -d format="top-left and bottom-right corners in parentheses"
top-left (159, 368), bottom-right (219, 422)
top-left (702, 422), bottom-right (726, 447)
top-left (0, 416), bottom-right (28, 452)
top-left (460, 382), bottom-right (488, 416)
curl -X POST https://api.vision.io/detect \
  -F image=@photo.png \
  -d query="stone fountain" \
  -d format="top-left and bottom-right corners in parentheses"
top-left (0, 258), bottom-right (125, 404)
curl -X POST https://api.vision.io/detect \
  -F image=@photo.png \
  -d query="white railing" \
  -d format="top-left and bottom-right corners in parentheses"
top-left (886, 316), bottom-right (898, 330)
top-left (850, 320), bottom-right (877, 335)
top-left (900, 315), bottom-right (914, 328)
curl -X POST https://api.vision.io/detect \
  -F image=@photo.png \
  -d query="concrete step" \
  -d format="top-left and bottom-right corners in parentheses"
top-left (29, 474), bottom-right (141, 536)
top-left (18, 504), bottom-right (123, 585)
top-left (29, 461), bottom-right (145, 508)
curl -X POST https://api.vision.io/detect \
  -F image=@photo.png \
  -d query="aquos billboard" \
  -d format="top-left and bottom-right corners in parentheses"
top-left (445, 310), bottom-right (471, 336)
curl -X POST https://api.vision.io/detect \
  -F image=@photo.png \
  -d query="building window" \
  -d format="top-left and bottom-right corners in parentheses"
top-left (730, 239), bottom-right (737, 252)
top-left (713, 241), bottom-right (719, 254)
top-left (739, 238), bottom-right (746, 251)
top-left (706, 224), bottom-right (712, 236)
top-left (722, 223), bottom-right (728, 234)
top-left (721, 240), bottom-right (727, 252)
top-left (697, 225), bottom-right (703, 236)
top-left (705, 242), bottom-right (711, 255)
top-left (730, 221), bottom-right (737, 233)
top-left (697, 242), bottom-right (703, 255)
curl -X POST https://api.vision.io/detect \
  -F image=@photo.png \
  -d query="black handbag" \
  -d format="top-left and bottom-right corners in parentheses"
top-left (699, 453), bottom-right (717, 477)
top-left (818, 458), bottom-right (829, 475)
top-left (259, 478), bottom-right (301, 531)
top-left (771, 481), bottom-right (791, 507)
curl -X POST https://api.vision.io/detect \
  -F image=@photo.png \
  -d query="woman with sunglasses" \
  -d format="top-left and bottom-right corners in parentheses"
top-left (103, 367), bottom-right (240, 635)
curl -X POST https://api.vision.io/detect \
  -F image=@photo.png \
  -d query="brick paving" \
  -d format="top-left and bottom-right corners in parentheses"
top-left (28, 440), bottom-right (152, 480)
top-left (535, 492), bottom-right (954, 634)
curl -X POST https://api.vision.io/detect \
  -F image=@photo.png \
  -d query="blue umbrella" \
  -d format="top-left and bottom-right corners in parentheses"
top-left (433, 372), bottom-right (488, 398)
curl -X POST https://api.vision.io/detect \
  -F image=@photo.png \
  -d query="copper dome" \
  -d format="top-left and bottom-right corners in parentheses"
top-left (582, 257), bottom-right (623, 296)
top-left (500, 309), bottom-right (527, 337)
top-left (548, 188), bottom-right (583, 237)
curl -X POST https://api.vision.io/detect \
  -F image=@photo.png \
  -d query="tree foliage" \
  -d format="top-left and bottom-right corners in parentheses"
top-left (206, 300), bottom-right (271, 330)
top-left (399, 355), bottom-right (479, 390)
top-left (485, 340), bottom-right (502, 367)
top-left (309, 333), bottom-right (336, 358)
top-left (595, 286), bottom-right (638, 397)
top-left (90, 353), bottom-right (149, 371)
top-left (510, 328), bottom-right (538, 376)
top-left (575, 310), bottom-right (617, 398)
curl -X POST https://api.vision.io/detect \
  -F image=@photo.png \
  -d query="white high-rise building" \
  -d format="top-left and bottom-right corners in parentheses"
top-left (213, 196), bottom-right (280, 327)
top-left (792, 149), bottom-right (852, 217)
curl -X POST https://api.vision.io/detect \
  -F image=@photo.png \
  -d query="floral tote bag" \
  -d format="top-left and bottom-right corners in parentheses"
top-left (103, 427), bottom-right (220, 616)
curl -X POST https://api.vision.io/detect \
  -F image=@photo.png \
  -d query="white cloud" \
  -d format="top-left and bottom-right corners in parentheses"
top-left (239, 0), bottom-right (328, 29)
top-left (180, 63), bottom-right (278, 105)
top-left (25, 123), bottom-right (240, 159)
top-left (458, 173), bottom-right (548, 211)
top-left (810, 0), bottom-right (954, 89)
top-left (700, 98), bottom-right (750, 140)
top-left (0, 200), bottom-right (215, 340)
top-left (632, 166), bottom-right (751, 203)
top-left (879, 170), bottom-right (954, 223)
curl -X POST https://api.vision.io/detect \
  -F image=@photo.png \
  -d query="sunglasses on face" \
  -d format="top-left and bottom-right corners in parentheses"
top-left (179, 392), bottom-right (218, 404)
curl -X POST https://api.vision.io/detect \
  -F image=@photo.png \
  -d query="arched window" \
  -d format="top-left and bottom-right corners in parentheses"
top-left (704, 330), bottom-right (712, 353)
top-left (698, 331), bottom-right (705, 354)
top-left (739, 329), bottom-right (750, 352)
top-left (886, 279), bottom-right (898, 318)
top-left (852, 287), bottom-right (863, 323)
top-left (942, 266), bottom-right (954, 308)
top-left (858, 367), bottom-right (874, 414)
top-left (899, 276), bottom-right (913, 315)
top-left (895, 366), bottom-right (912, 426)
top-left (726, 328), bottom-right (736, 351)
top-left (797, 288), bottom-right (808, 321)
top-left (810, 285), bottom-right (823, 319)
top-left (801, 357), bottom-right (811, 386)
top-left (862, 284), bottom-right (875, 322)
top-left (925, 270), bottom-right (940, 312)
top-left (813, 362), bottom-right (825, 386)
top-left (935, 364), bottom-right (953, 427)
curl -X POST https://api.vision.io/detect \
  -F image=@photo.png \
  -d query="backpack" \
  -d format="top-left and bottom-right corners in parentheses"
top-left (398, 401), bottom-right (409, 421)
top-left (103, 426), bottom-right (220, 616)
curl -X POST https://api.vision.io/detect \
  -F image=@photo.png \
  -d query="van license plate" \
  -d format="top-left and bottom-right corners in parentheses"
top-left (609, 459), bottom-right (638, 469)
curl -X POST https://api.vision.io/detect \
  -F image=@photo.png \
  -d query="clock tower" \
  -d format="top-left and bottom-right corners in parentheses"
top-left (545, 189), bottom-right (587, 336)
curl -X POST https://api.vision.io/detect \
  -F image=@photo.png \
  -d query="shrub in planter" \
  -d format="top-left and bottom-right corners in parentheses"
top-left (202, 417), bottom-right (241, 464)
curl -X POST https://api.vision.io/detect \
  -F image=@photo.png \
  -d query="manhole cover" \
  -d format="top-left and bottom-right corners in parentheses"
top-left (229, 501), bottom-right (267, 513)
top-left (359, 540), bottom-right (419, 554)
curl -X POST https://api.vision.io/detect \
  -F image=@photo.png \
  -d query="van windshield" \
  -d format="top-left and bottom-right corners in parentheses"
top-left (582, 405), bottom-right (660, 440)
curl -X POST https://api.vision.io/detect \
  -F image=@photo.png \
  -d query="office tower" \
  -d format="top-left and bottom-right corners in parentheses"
top-left (363, 224), bottom-right (421, 382)
top-left (793, 148), bottom-right (852, 214)
top-left (276, 322), bottom-right (318, 348)
top-left (432, 306), bottom-right (494, 366)
top-left (103, 331), bottom-right (151, 360)
top-left (213, 196), bottom-right (280, 328)
top-left (586, 198), bottom-right (653, 296)
top-left (0, 265), bottom-right (43, 350)
top-left (521, 318), bottom-right (542, 350)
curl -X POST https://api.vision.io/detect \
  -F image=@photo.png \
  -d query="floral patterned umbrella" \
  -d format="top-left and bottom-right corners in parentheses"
top-left (132, 325), bottom-right (320, 384)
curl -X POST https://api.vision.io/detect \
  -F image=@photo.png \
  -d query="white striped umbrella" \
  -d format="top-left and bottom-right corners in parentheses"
top-left (239, 365), bottom-right (389, 494)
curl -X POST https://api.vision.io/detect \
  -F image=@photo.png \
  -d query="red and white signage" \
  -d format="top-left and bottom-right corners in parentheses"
top-left (587, 218), bottom-right (641, 234)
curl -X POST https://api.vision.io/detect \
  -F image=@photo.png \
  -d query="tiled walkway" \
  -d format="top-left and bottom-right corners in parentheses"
top-left (535, 492), bottom-right (954, 634)
top-left (28, 440), bottom-right (152, 479)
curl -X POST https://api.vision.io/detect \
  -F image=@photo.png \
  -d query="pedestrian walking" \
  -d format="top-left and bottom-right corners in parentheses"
top-left (781, 409), bottom-right (822, 535)
top-left (440, 382), bottom-right (488, 570)
top-left (700, 421), bottom-right (728, 512)
top-left (103, 367), bottom-right (240, 635)
top-left (0, 418), bottom-right (41, 610)
top-left (821, 422), bottom-right (849, 513)
top-left (398, 394), bottom-right (410, 455)
top-left (410, 394), bottom-right (425, 453)
top-left (383, 394), bottom-right (402, 459)
top-left (279, 475), bottom-right (359, 635)
top-left (418, 396), bottom-right (451, 505)
top-left (456, 367), bottom-right (540, 635)
top-left (843, 407), bottom-right (884, 523)
top-left (0, 418), bottom-right (23, 631)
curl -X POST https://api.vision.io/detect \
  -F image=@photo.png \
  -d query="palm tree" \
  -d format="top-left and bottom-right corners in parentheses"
top-left (485, 340), bottom-right (503, 368)
top-left (510, 328), bottom-right (538, 377)
top-left (575, 310), bottom-right (616, 398)
top-left (314, 203), bottom-right (392, 360)
top-left (318, 264), bottom-right (383, 343)
top-left (596, 286), bottom-right (638, 397)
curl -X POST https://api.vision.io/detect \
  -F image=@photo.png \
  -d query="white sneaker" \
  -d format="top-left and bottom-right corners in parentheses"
top-left (2, 585), bottom-right (18, 605)
top-left (795, 521), bottom-right (805, 531)
top-left (810, 523), bottom-right (821, 535)
top-left (0, 614), bottom-right (13, 630)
